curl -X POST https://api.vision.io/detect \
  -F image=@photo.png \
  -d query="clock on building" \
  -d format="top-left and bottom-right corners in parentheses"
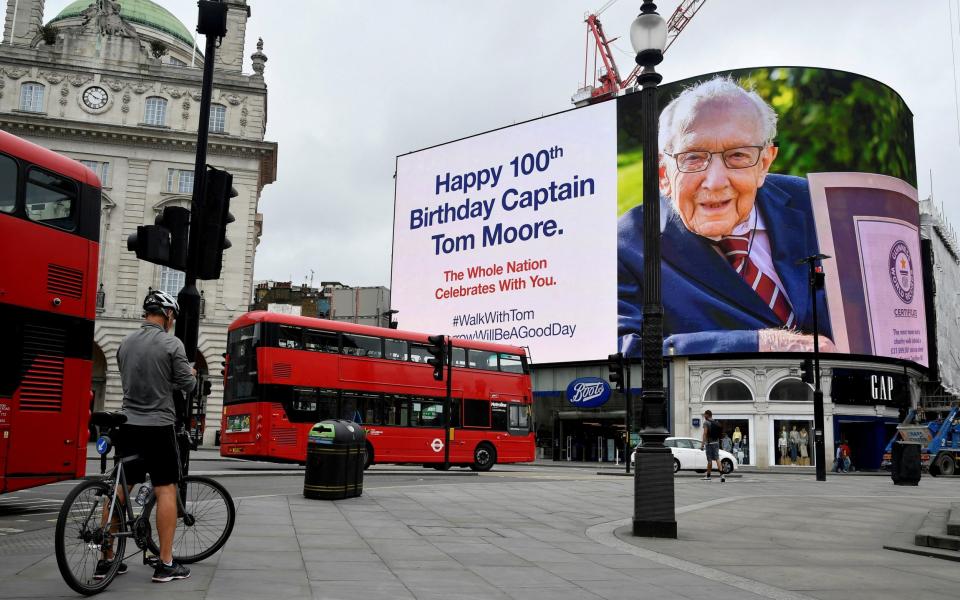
top-left (82, 86), bottom-right (109, 110)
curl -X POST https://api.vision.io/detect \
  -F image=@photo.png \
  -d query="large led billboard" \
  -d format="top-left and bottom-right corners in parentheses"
top-left (392, 67), bottom-right (925, 366)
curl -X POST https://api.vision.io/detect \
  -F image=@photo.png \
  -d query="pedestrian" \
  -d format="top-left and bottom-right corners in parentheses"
top-left (701, 410), bottom-right (725, 482)
top-left (108, 290), bottom-right (197, 583)
top-left (840, 440), bottom-right (852, 472)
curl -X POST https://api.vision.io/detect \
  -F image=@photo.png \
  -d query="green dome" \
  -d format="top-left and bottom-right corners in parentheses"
top-left (49, 0), bottom-right (195, 47)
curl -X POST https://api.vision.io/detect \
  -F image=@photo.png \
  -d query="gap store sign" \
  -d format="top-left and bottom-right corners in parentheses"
top-left (565, 377), bottom-right (612, 408)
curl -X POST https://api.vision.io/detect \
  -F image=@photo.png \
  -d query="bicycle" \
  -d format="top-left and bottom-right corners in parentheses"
top-left (55, 412), bottom-right (236, 595)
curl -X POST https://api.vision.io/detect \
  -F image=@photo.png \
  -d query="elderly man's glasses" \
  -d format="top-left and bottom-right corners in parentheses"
top-left (664, 146), bottom-right (765, 173)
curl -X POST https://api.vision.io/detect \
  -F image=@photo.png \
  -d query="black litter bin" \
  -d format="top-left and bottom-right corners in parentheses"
top-left (891, 441), bottom-right (921, 486)
top-left (304, 420), bottom-right (365, 500)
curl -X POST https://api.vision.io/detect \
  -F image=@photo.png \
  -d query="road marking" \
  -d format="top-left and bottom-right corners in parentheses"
top-left (587, 497), bottom-right (816, 600)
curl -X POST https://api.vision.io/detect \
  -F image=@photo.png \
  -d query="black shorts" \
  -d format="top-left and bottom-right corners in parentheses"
top-left (117, 424), bottom-right (182, 486)
top-left (705, 442), bottom-right (720, 461)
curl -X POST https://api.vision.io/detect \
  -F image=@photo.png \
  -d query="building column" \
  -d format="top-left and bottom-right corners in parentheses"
top-left (3, 0), bottom-right (44, 47)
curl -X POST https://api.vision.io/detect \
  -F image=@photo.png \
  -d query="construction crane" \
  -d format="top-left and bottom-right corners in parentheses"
top-left (572, 0), bottom-right (708, 106)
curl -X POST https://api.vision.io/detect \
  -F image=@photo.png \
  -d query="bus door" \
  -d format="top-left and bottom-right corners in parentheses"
top-left (491, 395), bottom-right (532, 462)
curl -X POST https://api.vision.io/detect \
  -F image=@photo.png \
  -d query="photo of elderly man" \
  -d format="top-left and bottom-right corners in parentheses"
top-left (618, 76), bottom-right (834, 356)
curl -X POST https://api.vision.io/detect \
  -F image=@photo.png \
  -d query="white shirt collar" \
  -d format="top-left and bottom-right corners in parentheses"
top-left (728, 205), bottom-right (765, 237)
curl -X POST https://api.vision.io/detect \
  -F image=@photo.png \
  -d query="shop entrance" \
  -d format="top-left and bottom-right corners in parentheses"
top-left (556, 411), bottom-right (626, 462)
top-left (835, 418), bottom-right (895, 471)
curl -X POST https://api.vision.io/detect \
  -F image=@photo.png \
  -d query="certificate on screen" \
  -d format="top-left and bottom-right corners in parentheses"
top-left (808, 172), bottom-right (927, 366)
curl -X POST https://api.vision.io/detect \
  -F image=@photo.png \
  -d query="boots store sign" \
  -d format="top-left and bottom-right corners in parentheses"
top-left (831, 368), bottom-right (909, 407)
top-left (565, 377), bottom-right (612, 408)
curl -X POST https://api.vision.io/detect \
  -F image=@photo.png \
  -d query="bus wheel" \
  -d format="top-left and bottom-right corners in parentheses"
top-left (471, 443), bottom-right (497, 472)
top-left (936, 453), bottom-right (956, 476)
top-left (364, 443), bottom-right (373, 470)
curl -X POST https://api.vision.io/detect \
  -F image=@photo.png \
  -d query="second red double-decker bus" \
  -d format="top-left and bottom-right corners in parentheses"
top-left (220, 311), bottom-right (534, 470)
top-left (0, 130), bottom-right (101, 494)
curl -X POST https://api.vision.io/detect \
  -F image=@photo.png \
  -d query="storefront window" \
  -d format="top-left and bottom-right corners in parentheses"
top-left (712, 418), bottom-right (752, 466)
top-left (774, 419), bottom-right (815, 466)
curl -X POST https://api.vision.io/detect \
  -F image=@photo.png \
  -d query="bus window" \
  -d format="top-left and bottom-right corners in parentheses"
top-left (499, 353), bottom-right (524, 373)
top-left (226, 325), bottom-right (259, 403)
top-left (381, 394), bottom-right (411, 426)
top-left (408, 343), bottom-right (431, 363)
top-left (316, 389), bottom-right (338, 421)
top-left (25, 167), bottom-right (76, 229)
top-left (384, 338), bottom-right (407, 361)
top-left (509, 403), bottom-right (530, 433)
top-left (463, 399), bottom-right (490, 428)
top-left (451, 347), bottom-right (466, 367)
top-left (0, 154), bottom-right (16, 213)
top-left (342, 333), bottom-right (382, 358)
top-left (304, 329), bottom-right (338, 353)
top-left (468, 349), bottom-right (498, 371)
top-left (277, 325), bottom-right (302, 349)
top-left (288, 387), bottom-right (318, 422)
top-left (491, 402), bottom-right (508, 431)
top-left (341, 391), bottom-right (378, 424)
top-left (413, 399), bottom-right (444, 427)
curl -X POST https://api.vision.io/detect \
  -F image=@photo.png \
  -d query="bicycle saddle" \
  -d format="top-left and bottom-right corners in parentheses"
top-left (90, 411), bottom-right (128, 427)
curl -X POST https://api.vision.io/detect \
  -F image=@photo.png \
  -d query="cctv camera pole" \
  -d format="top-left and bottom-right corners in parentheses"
top-left (175, 0), bottom-right (227, 362)
top-left (798, 254), bottom-right (830, 481)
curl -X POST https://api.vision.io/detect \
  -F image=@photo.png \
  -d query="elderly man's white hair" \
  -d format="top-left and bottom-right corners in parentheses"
top-left (657, 76), bottom-right (778, 152)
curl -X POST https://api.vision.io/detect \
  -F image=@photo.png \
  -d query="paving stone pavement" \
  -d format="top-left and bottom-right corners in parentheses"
top-left (0, 472), bottom-right (957, 599)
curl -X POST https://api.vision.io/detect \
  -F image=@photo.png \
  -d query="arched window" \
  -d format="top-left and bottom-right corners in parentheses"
top-left (157, 265), bottom-right (185, 296)
top-left (19, 82), bottom-right (45, 112)
top-left (144, 96), bottom-right (168, 126)
top-left (209, 103), bottom-right (226, 133)
top-left (769, 379), bottom-right (813, 401)
top-left (704, 378), bottom-right (752, 402)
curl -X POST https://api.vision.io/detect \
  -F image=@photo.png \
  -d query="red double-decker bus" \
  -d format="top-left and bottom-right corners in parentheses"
top-left (220, 312), bottom-right (534, 470)
top-left (0, 130), bottom-right (101, 494)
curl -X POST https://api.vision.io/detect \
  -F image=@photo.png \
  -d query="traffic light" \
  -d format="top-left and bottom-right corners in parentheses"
top-left (426, 335), bottom-right (446, 381)
top-left (812, 265), bottom-right (826, 290)
top-left (608, 352), bottom-right (625, 391)
top-left (127, 206), bottom-right (191, 271)
top-left (800, 358), bottom-right (815, 385)
top-left (196, 166), bottom-right (237, 280)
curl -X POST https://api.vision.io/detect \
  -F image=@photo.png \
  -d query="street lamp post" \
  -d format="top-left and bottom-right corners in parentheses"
top-left (630, 1), bottom-right (676, 539)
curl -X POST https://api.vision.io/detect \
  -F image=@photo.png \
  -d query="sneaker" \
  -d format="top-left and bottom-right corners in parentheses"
top-left (152, 561), bottom-right (190, 583)
top-left (701, 476), bottom-right (711, 481)
top-left (93, 559), bottom-right (127, 580)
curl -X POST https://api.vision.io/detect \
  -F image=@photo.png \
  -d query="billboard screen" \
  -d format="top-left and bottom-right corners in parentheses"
top-left (392, 67), bottom-right (925, 366)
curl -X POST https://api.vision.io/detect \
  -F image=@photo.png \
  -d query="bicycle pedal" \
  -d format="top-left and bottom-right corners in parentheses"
top-left (143, 554), bottom-right (159, 568)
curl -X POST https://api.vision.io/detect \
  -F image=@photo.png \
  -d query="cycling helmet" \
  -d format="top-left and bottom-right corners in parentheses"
top-left (143, 289), bottom-right (180, 318)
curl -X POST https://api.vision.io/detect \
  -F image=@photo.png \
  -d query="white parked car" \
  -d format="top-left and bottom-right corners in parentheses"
top-left (631, 437), bottom-right (737, 474)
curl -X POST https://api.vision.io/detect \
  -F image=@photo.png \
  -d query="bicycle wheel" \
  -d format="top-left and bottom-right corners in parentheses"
top-left (55, 480), bottom-right (127, 596)
top-left (145, 476), bottom-right (235, 563)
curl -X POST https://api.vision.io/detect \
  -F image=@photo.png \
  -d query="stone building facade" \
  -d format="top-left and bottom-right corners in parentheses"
top-left (0, 0), bottom-right (277, 444)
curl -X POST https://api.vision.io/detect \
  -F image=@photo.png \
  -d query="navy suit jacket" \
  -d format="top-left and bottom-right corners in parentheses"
top-left (617, 174), bottom-right (831, 356)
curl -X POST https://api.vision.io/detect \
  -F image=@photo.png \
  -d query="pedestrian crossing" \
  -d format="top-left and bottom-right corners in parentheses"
top-left (0, 496), bottom-right (62, 518)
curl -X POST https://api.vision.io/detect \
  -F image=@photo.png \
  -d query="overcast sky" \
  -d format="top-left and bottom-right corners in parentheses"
top-left (43, 0), bottom-right (960, 288)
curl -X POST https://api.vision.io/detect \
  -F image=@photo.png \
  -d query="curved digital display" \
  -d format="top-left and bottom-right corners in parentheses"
top-left (392, 67), bottom-right (925, 366)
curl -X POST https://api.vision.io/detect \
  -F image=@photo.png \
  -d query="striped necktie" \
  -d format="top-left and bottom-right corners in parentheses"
top-left (717, 233), bottom-right (795, 327)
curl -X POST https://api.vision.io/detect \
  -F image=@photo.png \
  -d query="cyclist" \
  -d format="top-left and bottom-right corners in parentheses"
top-left (98, 290), bottom-right (196, 582)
